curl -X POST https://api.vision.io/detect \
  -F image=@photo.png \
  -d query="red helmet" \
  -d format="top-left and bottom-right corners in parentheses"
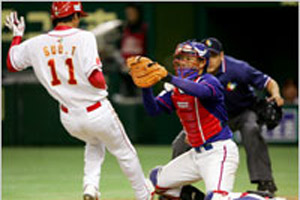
top-left (51, 2), bottom-right (88, 20)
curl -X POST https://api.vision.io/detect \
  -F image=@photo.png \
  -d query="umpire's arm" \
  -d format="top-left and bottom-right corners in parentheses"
top-left (266, 79), bottom-right (284, 106)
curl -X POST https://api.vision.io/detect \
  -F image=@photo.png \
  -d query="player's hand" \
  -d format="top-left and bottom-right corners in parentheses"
top-left (5, 12), bottom-right (25, 37)
top-left (267, 95), bottom-right (284, 107)
top-left (126, 56), bottom-right (168, 88)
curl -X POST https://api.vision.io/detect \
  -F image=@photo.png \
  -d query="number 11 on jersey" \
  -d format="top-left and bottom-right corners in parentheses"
top-left (47, 58), bottom-right (77, 86)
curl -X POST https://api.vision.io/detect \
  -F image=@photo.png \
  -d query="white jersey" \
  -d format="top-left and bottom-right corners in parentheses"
top-left (9, 27), bottom-right (108, 108)
top-left (7, 20), bottom-right (150, 199)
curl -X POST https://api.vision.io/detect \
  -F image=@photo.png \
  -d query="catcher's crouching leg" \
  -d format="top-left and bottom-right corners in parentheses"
top-left (150, 167), bottom-right (205, 200)
top-left (149, 167), bottom-right (179, 200)
top-left (180, 185), bottom-right (205, 200)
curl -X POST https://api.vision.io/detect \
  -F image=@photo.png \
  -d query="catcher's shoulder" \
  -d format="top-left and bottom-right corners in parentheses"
top-left (203, 73), bottom-right (220, 83)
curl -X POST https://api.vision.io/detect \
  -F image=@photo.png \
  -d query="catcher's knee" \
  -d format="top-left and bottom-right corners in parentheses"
top-left (149, 166), bottom-right (180, 200)
top-left (149, 166), bottom-right (162, 187)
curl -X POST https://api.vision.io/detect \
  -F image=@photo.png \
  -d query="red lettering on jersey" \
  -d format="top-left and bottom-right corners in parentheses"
top-left (43, 46), bottom-right (50, 57)
top-left (71, 46), bottom-right (76, 56)
top-left (58, 43), bottom-right (63, 54)
top-left (66, 58), bottom-right (77, 85)
top-left (47, 58), bottom-right (78, 86)
top-left (48, 59), bottom-right (61, 86)
top-left (51, 45), bottom-right (56, 55)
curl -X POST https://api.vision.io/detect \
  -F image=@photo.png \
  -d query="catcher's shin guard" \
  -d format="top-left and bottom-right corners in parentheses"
top-left (180, 185), bottom-right (205, 200)
top-left (158, 185), bottom-right (205, 200)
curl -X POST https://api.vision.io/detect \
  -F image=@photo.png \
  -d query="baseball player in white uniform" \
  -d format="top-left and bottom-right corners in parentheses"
top-left (5, 2), bottom-right (151, 200)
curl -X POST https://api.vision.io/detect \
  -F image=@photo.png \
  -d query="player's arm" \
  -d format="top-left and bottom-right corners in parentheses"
top-left (5, 12), bottom-right (26, 72)
top-left (266, 78), bottom-right (284, 106)
top-left (88, 68), bottom-right (106, 89)
top-left (82, 32), bottom-right (107, 89)
top-left (126, 56), bottom-right (220, 101)
top-left (142, 86), bottom-right (175, 116)
top-left (243, 62), bottom-right (284, 106)
top-left (164, 75), bottom-right (220, 101)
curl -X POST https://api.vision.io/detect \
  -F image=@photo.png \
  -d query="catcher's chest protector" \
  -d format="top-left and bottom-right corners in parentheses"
top-left (171, 88), bottom-right (222, 147)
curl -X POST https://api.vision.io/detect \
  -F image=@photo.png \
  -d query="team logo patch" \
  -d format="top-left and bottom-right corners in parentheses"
top-left (205, 40), bottom-right (212, 47)
top-left (226, 82), bottom-right (237, 91)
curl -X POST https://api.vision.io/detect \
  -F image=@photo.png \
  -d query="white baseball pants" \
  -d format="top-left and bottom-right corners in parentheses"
top-left (156, 139), bottom-right (239, 197)
top-left (60, 98), bottom-right (150, 200)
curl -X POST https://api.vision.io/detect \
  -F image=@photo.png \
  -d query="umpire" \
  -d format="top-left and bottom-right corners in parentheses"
top-left (172, 37), bottom-right (284, 194)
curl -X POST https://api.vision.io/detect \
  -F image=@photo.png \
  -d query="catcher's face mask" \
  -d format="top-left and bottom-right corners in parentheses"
top-left (173, 42), bottom-right (208, 79)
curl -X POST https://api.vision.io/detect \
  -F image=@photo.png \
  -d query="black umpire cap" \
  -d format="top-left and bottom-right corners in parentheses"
top-left (201, 37), bottom-right (223, 54)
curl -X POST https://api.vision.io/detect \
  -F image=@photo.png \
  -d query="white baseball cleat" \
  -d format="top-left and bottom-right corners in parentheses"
top-left (83, 185), bottom-right (99, 200)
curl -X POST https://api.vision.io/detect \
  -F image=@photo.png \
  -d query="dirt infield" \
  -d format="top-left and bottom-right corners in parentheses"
top-left (286, 196), bottom-right (299, 200)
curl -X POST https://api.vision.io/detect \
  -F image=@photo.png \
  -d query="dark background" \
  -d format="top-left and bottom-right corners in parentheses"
top-left (2, 2), bottom-right (298, 146)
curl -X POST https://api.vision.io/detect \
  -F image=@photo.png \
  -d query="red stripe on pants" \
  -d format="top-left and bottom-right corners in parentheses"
top-left (217, 145), bottom-right (227, 190)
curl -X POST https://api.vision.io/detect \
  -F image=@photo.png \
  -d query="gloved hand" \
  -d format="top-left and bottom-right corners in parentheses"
top-left (255, 99), bottom-right (283, 130)
top-left (126, 56), bottom-right (168, 88)
top-left (5, 12), bottom-right (25, 37)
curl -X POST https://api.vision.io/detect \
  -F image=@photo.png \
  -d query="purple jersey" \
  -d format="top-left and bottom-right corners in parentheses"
top-left (216, 55), bottom-right (270, 117)
top-left (142, 73), bottom-right (233, 144)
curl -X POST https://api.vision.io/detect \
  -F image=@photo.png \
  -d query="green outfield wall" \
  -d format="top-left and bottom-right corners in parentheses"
top-left (2, 83), bottom-right (298, 146)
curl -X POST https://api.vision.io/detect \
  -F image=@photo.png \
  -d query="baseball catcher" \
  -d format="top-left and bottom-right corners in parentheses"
top-left (128, 40), bottom-right (239, 200)
top-left (170, 37), bottom-right (284, 195)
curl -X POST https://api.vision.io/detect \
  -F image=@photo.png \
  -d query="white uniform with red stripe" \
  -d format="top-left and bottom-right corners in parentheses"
top-left (8, 26), bottom-right (150, 200)
top-left (156, 139), bottom-right (239, 197)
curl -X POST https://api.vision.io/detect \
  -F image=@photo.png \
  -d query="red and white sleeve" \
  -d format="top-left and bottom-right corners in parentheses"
top-left (6, 36), bottom-right (31, 72)
top-left (83, 32), bottom-right (107, 89)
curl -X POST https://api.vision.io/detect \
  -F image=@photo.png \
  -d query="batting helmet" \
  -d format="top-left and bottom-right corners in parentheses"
top-left (51, 2), bottom-right (88, 20)
top-left (173, 40), bottom-right (210, 78)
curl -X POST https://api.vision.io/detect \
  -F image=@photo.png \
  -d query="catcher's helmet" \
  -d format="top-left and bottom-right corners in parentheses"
top-left (51, 2), bottom-right (88, 20)
top-left (173, 40), bottom-right (210, 78)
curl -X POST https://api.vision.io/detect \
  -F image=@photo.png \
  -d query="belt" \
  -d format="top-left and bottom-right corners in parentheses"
top-left (194, 143), bottom-right (213, 153)
top-left (61, 102), bottom-right (101, 113)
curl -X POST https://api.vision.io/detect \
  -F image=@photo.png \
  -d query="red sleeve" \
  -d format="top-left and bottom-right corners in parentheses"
top-left (6, 36), bottom-right (22, 72)
top-left (88, 69), bottom-right (107, 89)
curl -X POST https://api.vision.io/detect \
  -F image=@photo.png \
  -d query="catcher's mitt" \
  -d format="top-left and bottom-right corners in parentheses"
top-left (126, 56), bottom-right (168, 88)
top-left (255, 99), bottom-right (283, 130)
